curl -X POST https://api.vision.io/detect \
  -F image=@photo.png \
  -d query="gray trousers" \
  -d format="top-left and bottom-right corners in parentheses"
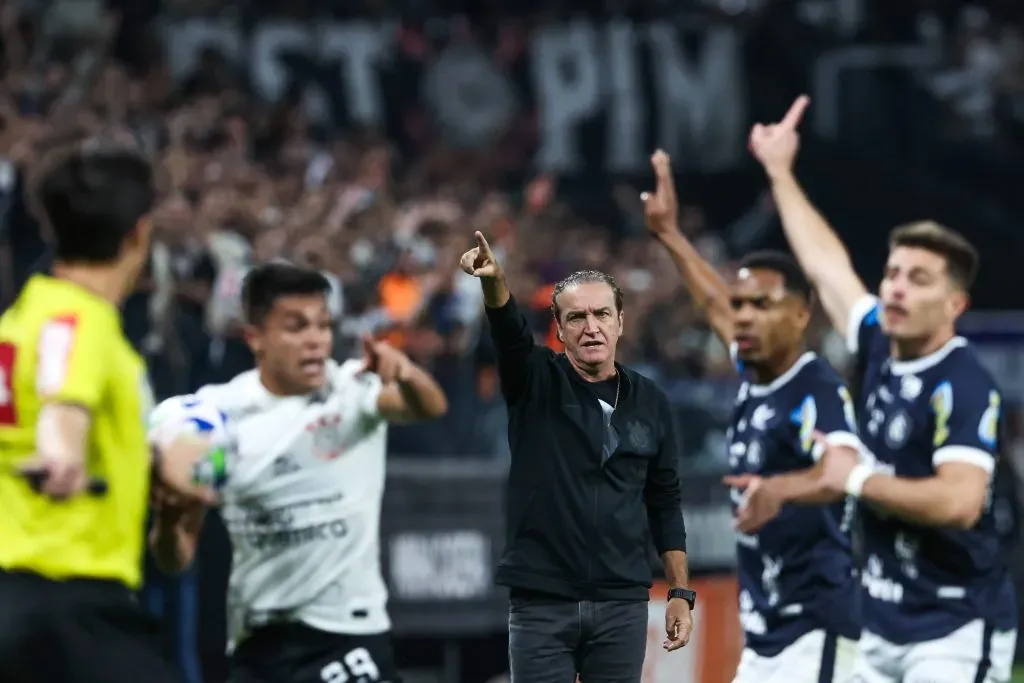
top-left (507, 595), bottom-right (648, 683)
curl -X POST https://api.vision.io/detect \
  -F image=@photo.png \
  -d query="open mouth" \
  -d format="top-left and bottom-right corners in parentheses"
top-left (581, 340), bottom-right (603, 348)
top-left (884, 304), bottom-right (909, 320)
top-left (734, 335), bottom-right (757, 351)
top-left (299, 358), bottom-right (326, 374)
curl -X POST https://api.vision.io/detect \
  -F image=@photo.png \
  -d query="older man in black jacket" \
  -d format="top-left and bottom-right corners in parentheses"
top-left (460, 232), bottom-right (694, 683)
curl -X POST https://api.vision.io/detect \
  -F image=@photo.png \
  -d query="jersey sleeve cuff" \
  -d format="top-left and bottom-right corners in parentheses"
top-left (846, 295), bottom-right (880, 354)
top-left (932, 445), bottom-right (995, 475)
top-left (818, 431), bottom-right (863, 462)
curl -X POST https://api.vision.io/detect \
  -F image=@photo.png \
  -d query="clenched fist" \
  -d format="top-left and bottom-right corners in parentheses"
top-left (459, 231), bottom-right (501, 279)
top-left (748, 95), bottom-right (810, 178)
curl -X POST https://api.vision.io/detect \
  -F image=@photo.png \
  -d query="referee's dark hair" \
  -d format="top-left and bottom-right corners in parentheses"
top-left (242, 261), bottom-right (332, 326)
top-left (31, 143), bottom-right (156, 265)
top-left (738, 250), bottom-right (815, 305)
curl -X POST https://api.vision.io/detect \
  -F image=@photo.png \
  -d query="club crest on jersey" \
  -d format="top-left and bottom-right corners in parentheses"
top-left (306, 414), bottom-right (345, 460)
top-left (885, 410), bottom-right (912, 449)
top-left (625, 419), bottom-right (653, 452)
top-left (750, 404), bottom-right (775, 431)
top-left (899, 374), bottom-right (923, 400)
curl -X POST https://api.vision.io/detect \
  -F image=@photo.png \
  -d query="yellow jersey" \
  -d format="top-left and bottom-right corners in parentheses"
top-left (0, 275), bottom-right (153, 588)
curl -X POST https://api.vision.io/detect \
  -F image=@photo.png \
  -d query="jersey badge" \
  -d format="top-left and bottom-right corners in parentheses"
top-left (307, 415), bottom-right (345, 460)
top-left (930, 381), bottom-right (954, 447)
top-left (790, 395), bottom-right (817, 454)
top-left (978, 390), bottom-right (1000, 449)
top-left (885, 411), bottom-right (912, 449)
top-left (625, 419), bottom-right (653, 452)
top-left (900, 374), bottom-right (923, 400)
top-left (750, 404), bottom-right (775, 431)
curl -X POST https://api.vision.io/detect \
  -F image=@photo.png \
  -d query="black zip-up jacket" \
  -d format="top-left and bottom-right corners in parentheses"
top-left (487, 295), bottom-right (686, 601)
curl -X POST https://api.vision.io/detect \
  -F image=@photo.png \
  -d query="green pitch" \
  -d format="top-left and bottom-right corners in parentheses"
top-left (1012, 665), bottom-right (1024, 683)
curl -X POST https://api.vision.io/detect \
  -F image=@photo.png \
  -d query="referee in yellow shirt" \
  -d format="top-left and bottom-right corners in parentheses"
top-left (0, 144), bottom-right (214, 683)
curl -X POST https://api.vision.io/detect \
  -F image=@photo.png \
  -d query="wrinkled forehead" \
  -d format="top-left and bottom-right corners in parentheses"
top-left (730, 267), bottom-right (787, 299)
top-left (556, 282), bottom-right (617, 315)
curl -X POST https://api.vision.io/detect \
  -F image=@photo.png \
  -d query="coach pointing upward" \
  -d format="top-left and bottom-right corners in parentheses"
top-left (460, 232), bottom-right (693, 683)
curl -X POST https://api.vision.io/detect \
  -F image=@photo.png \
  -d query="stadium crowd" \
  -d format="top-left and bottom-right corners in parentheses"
top-left (3, 1), bottom-right (1024, 682)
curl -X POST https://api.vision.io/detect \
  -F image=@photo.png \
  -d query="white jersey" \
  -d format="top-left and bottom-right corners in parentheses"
top-left (195, 359), bottom-right (390, 647)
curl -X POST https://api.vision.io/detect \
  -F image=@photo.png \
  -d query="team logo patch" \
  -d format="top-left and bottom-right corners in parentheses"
top-left (978, 390), bottom-right (1000, 449)
top-left (625, 419), bottom-right (652, 452)
top-left (885, 411), bottom-right (912, 449)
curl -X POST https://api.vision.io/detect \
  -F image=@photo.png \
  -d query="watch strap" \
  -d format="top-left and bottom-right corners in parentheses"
top-left (667, 587), bottom-right (696, 609)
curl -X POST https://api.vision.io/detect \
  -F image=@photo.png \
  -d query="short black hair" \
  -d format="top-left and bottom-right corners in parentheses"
top-left (737, 250), bottom-right (814, 303)
top-left (242, 262), bottom-right (332, 325)
top-left (33, 144), bottom-right (155, 264)
top-left (551, 269), bottom-right (624, 320)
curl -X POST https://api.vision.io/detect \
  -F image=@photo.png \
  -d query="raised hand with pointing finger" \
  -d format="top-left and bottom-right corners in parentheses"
top-left (748, 95), bottom-right (810, 179)
top-left (459, 231), bottom-right (501, 279)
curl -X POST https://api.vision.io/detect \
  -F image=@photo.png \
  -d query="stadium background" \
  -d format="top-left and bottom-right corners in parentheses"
top-left (2, 0), bottom-right (1024, 681)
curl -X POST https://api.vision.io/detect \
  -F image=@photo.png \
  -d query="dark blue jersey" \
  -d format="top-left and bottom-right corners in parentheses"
top-left (847, 296), bottom-right (1006, 645)
top-left (728, 351), bottom-right (861, 656)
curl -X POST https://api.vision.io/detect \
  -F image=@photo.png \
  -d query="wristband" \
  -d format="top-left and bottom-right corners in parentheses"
top-left (192, 447), bottom-right (229, 489)
top-left (844, 462), bottom-right (875, 498)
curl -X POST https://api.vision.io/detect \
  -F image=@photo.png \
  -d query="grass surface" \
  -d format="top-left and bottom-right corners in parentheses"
top-left (1012, 666), bottom-right (1024, 683)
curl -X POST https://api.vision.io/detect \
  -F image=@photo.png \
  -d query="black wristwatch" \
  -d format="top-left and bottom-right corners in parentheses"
top-left (667, 587), bottom-right (697, 610)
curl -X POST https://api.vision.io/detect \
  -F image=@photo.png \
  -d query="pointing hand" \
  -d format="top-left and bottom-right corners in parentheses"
top-left (748, 95), bottom-right (810, 178)
top-left (641, 150), bottom-right (679, 237)
top-left (459, 231), bottom-right (501, 279)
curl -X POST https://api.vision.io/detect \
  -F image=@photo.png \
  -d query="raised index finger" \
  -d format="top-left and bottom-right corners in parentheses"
top-left (779, 95), bottom-right (810, 130)
top-left (474, 231), bottom-right (492, 254)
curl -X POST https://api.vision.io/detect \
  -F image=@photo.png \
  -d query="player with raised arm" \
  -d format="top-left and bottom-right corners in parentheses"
top-left (749, 96), bottom-right (1016, 683)
top-left (643, 149), bottom-right (860, 682)
top-left (0, 144), bottom-right (216, 683)
top-left (149, 261), bottom-right (448, 683)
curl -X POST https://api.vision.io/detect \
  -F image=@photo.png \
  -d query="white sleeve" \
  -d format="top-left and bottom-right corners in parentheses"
top-left (846, 294), bottom-right (881, 354)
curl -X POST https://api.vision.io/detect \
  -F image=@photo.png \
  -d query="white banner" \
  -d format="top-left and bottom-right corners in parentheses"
top-left (162, 18), bottom-right (748, 173)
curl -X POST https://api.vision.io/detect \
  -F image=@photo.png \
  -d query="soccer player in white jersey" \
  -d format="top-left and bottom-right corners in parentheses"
top-left (748, 96), bottom-right (1016, 683)
top-left (149, 262), bottom-right (448, 683)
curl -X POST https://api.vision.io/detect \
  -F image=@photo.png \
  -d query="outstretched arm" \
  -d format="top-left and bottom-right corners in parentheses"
top-left (749, 96), bottom-right (868, 339)
top-left (643, 151), bottom-right (734, 348)
top-left (460, 231), bottom-right (538, 404)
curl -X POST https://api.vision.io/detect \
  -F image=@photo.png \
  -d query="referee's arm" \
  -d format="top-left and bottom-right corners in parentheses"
top-left (644, 398), bottom-right (689, 589)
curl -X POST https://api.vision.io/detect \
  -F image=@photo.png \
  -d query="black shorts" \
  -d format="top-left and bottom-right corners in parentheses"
top-left (0, 569), bottom-right (180, 683)
top-left (231, 623), bottom-right (400, 683)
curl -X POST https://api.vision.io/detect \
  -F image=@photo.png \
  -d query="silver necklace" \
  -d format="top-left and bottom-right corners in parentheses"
top-left (613, 373), bottom-right (620, 409)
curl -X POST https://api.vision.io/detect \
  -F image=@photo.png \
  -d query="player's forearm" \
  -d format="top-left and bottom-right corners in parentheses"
top-left (153, 437), bottom-right (221, 505)
top-left (769, 173), bottom-right (850, 277)
top-left (766, 465), bottom-right (843, 505)
top-left (860, 474), bottom-right (982, 530)
top-left (655, 232), bottom-right (734, 345)
top-left (769, 173), bottom-right (866, 335)
top-left (394, 363), bottom-right (448, 420)
top-left (661, 550), bottom-right (690, 589)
